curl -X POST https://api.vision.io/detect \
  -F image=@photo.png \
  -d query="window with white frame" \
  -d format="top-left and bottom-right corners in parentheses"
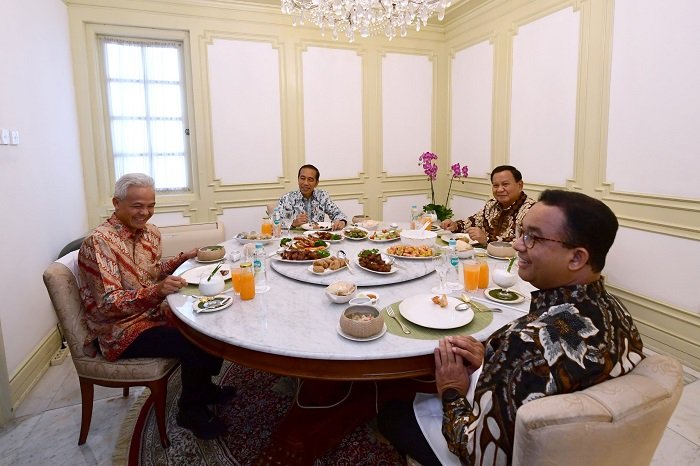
top-left (99, 36), bottom-right (191, 192)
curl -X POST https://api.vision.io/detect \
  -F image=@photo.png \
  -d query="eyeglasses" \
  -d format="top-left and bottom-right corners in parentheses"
top-left (521, 231), bottom-right (575, 249)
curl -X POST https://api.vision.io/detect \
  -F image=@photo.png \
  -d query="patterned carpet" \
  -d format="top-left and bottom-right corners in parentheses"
top-left (121, 362), bottom-right (406, 465)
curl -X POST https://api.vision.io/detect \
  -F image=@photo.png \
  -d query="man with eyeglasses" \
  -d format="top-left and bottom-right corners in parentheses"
top-left (379, 189), bottom-right (645, 466)
top-left (440, 165), bottom-right (535, 244)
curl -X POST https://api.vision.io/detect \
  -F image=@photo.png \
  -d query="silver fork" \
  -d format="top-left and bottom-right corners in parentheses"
top-left (385, 306), bottom-right (411, 334)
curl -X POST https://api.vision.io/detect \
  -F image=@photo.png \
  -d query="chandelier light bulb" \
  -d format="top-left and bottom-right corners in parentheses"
top-left (281, 0), bottom-right (451, 41)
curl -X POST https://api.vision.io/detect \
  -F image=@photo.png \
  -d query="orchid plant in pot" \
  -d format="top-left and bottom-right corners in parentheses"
top-left (418, 151), bottom-right (469, 221)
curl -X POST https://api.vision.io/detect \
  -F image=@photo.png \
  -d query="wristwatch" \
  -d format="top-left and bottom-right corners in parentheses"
top-left (442, 388), bottom-right (463, 403)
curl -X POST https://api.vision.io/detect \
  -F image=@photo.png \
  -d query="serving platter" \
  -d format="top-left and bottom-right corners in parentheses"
top-left (301, 222), bottom-right (332, 231)
top-left (303, 230), bottom-right (344, 243)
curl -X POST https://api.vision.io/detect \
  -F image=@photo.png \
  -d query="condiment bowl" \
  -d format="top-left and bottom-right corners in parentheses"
top-left (325, 281), bottom-right (357, 304)
top-left (486, 241), bottom-right (516, 258)
top-left (197, 245), bottom-right (225, 262)
top-left (339, 304), bottom-right (384, 338)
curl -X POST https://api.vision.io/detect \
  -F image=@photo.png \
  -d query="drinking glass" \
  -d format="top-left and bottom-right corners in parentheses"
top-left (462, 259), bottom-right (480, 293)
top-left (281, 208), bottom-right (294, 236)
top-left (431, 247), bottom-right (451, 294)
top-left (491, 264), bottom-right (518, 299)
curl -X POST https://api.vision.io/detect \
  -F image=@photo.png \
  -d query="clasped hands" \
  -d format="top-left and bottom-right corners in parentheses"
top-left (434, 335), bottom-right (485, 398)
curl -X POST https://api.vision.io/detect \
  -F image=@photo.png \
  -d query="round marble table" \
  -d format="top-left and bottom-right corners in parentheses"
top-left (167, 236), bottom-right (533, 380)
top-left (167, 233), bottom-right (534, 464)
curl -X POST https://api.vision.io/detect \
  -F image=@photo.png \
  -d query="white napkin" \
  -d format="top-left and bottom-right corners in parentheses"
top-left (413, 367), bottom-right (482, 466)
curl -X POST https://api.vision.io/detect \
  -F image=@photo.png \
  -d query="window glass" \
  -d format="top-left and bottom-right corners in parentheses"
top-left (100, 37), bottom-right (190, 192)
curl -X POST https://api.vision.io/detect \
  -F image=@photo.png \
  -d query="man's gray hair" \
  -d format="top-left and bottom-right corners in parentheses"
top-left (114, 173), bottom-right (155, 200)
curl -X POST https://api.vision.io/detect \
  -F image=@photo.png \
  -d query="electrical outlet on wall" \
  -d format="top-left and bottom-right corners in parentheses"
top-left (10, 130), bottom-right (19, 145)
top-left (0, 129), bottom-right (9, 145)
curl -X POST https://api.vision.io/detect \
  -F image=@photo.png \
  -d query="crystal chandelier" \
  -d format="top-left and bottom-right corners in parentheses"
top-left (280, 0), bottom-right (452, 42)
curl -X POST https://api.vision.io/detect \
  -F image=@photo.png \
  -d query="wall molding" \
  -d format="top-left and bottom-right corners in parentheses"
top-left (608, 284), bottom-right (699, 371)
top-left (9, 328), bottom-right (62, 409)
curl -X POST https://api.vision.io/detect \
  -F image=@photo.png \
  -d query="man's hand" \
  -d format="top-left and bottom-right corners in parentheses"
top-left (156, 275), bottom-right (187, 297)
top-left (446, 335), bottom-right (484, 375)
top-left (441, 219), bottom-right (458, 232)
top-left (182, 248), bottom-right (198, 260)
top-left (466, 227), bottom-right (487, 244)
top-left (435, 338), bottom-right (470, 397)
top-left (293, 212), bottom-right (309, 227)
top-left (331, 219), bottom-right (346, 231)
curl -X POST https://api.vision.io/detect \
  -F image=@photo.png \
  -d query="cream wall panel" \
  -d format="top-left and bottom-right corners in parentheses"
top-left (383, 194), bottom-right (432, 222)
top-left (302, 46), bottom-right (363, 179)
top-left (220, 206), bottom-right (270, 238)
top-left (334, 199), bottom-right (363, 219)
top-left (606, 227), bottom-right (700, 315)
top-left (450, 40), bottom-right (493, 176)
top-left (208, 38), bottom-right (283, 185)
top-left (382, 53), bottom-right (433, 175)
top-left (509, 7), bottom-right (579, 186)
top-left (151, 211), bottom-right (190, 227)
top-left (606, 0), bottom-right (700, 198)
top-left (450, 195), bottom-right (488, 221)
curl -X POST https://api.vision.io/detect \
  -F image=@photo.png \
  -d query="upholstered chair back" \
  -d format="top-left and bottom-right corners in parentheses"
top-left (513, 354), bottom-right (683, 466)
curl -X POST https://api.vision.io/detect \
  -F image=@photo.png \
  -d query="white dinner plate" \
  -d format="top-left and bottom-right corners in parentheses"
top-left (336, 323), bottom-right (387, 342)
top-left (180, 264), bottom-right (232, 285)
top-left (399, 294), bottom-right (474, 329)
top-left (384, 246), bottom-right (435, 260)
top-left (343, 227), bottom-right (369, 240)
top-left (367, 231), bottom-right (401, 242)
top-left (441, 233), bottom-right (479, 245)
top-left (303, 230), bottom-right (344, 243)
top-left (195, 257), bottom-right (224, 264)
top-left (356, 261), bottom-right (397, 275)
top-left (301, 222), bottom-right (332, 231)
top-left (307, 264), bottom-right (347, 275)
top-left (274, 256), bottom-right (323, 264)
top-left (484, 287), bottom-right (526, 304)
top-left (192, 295), bottom-right (233, 313)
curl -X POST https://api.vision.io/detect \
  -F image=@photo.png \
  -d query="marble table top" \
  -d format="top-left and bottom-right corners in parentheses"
top-left (167, 234), bottom-right (536, 364)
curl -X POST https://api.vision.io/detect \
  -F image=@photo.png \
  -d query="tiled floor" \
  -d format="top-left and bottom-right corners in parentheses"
top-left (1, 353), bottom-right (699, 466)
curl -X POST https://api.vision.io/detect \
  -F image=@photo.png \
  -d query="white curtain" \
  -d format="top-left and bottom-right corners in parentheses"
top-left (101, 37), bottom-right (190, 191)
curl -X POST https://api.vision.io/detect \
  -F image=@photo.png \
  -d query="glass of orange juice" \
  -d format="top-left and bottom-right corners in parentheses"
top-left (261, 218), bottom-right (273, 236)
top-left (462, 260), bottom-right (480, 292)
top-left (231, 267), bottom-right (243, 294)
top-left (239, 264), bottom-right (255, 300)
top-left (477, 257), bottom-right (490, 289)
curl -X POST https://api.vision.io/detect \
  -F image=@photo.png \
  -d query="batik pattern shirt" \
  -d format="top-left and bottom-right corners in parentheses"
top-left (455, 192), bottom-right (535, 243)
top-left (78, 214), bottom-right (189, 361)
top-left (277, 189), bottom-right (348, 224)
top-left (442, 278), bottom-right (644, 465)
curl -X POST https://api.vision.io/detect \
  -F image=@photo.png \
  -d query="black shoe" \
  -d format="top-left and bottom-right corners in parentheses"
top-left (176, 405), bottom-right (226, 440)
top-left (204, 385), bottom-right (237, 405)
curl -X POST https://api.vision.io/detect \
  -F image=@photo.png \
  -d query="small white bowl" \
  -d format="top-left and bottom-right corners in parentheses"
top-left (361, 220), bottom-right (380, 230)
top-left (400, 229), bottom-right (438, 247)
top-left (325, 281), bottom-right (357, 304)
top-left (355, 291), bottom-right (379, 305)
top-left (349, 296), bottom-right (372, 306)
